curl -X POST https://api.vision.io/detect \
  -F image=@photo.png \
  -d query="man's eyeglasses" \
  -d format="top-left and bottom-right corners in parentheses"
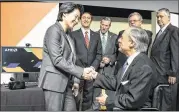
top-left (129, 20), bottom-right (140, 23)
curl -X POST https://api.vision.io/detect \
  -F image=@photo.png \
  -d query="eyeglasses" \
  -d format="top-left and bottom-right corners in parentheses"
top-left (129, 20), bottom-right (140, 23)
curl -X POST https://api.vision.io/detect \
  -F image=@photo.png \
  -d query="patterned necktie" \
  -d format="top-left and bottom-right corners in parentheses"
top-left (121, 61), bottom-right (128, 80)
top-left (156, 29), bottom-right (162, 39)
top-left (101, 35), bottom-right (106, 53)
top-left (84, 31), bottom-right (89, 48)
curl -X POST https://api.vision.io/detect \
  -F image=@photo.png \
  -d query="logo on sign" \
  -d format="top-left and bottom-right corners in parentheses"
top-left (4, 48), bottom-right (18, 52)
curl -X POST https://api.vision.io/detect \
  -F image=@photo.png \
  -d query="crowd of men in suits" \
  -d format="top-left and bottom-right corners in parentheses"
top-left (70, 8), bottom-right (178, 111)
top-left (38, 2), bottom-right (178, 111)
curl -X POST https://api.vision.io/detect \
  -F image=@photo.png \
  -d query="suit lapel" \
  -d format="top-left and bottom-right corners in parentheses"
top-left (69, 36), bottom-right (76, 63)
top-left (56, 22), bottom-right (72, 51)
top-left (98, 31), bottom-right (112, 54)
top-left (104, 32), bottom-right (112, 54)
top-left (79, 29), bottom-right (89, 49)
top-left (89, 30), bottom-right (95, 50)
top-left (55, 22), bottom-right (75, 63)
top-left (116, 53), bottom-right (141, 91)
top-left (63, 33), bottom-right (77, 63)
top-left (115, 67), bottom-right (124, 92)
top-left (152, 31), bottom-right (167, 49)
top-left (121, 54), bottom-right (141, 81)
top-left (152, 24), bottom-right (170, 49)
top-left (63, 33), bottom-right (72, 50)
top-left (121, 63), bottom-right (134, 81)
top-left (116, 68), bottom-right (123, 83)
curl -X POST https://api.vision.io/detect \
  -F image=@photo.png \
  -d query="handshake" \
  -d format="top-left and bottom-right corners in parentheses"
top-left (72, 66), bottom-right (98, 97)
top-left (82, 66), bottom-right (98, 80)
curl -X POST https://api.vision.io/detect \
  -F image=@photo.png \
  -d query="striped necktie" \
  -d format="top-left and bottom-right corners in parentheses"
top-left (156, 29), bottom-right (162, 39)
top-left (84, 31), bottom-right (89, 48)
top-left (121, 61), bottom-right (128, 80)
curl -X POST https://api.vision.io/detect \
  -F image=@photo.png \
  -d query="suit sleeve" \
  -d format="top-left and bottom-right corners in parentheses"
top-left (93, 74), bottom-right (117, 91)
top-left (167, 28), bottom-right (179, 77)
top-left (45, 27), bottom-right (84, 79)
top-left (91, 34), bottom-right (102, 70)
top-left (107, 35), bottom-right (118, 65)
top-left (147, 31), bottom-right (153, 47)
top-left (115, 30), bottom-right (124, 59)
top-left (106, 65), bottom-right (153, 109)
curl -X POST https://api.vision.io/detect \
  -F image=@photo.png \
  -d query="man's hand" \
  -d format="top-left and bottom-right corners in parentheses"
top-left (100, 61), bottom-right (105, 68)
top-left (90, 66), bottom-right (95, 70)
top-left (91, 70), bottom-right (98, 79)
top-left (168, 76), bottom-right (176, 84)
top-left (72, 83), bottom-right (79, 97)
top-left (82, 67), bottom-right (93, 80)
top-left (96, 94), bottom-right (108, 106)
top-left (102, 57), bottom-right (110, 64)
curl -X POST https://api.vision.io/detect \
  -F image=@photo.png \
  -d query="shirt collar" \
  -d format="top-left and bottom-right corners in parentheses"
top-left (126, 52), bottom-right (140, 65)
top-left (81, 27), bottom-right (90, 35)
top-left (100, 31), bottom-right (108, 37)
top-left (160, 22), bottom-right (170, 32)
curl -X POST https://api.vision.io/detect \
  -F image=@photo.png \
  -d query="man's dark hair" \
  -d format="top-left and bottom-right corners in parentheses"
top-left (81, 12), bottom-right (93, 20)
top-left (57, 2), bottom-right (84, 21)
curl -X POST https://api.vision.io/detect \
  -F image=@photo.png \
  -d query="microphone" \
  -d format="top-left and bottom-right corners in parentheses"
top-left (10, 77), bottom-right (15, 82)
top-left (25, 43), bottom-right (31, 47)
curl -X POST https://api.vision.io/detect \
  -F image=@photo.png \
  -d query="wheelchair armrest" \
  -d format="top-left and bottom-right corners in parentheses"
top-left (113, 107), bottom-right (121, 111)
top-left (140, 107), bottom-right (159, 111)
top-left (152, 84), bottom-right (169, 110)
top-left (155, 84), bottom-right (169, 88)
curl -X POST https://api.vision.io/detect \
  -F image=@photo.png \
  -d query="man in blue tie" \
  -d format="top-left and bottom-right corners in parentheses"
top-left (91, 27), bottom-right (158, 110)
top-left (150, 8), bottom-right (178, 111)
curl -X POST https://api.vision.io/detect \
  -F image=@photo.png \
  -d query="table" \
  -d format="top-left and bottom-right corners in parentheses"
top-left (1, 84), bottom-right (45, 111)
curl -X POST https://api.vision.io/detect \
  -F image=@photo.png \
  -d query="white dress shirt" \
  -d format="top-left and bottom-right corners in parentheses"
top-left (122, 52), bottom-right (140, 77)
top-left (100, 31), bottom-right (108, 43)
top-left (81, 27), bottom-right (90, 40)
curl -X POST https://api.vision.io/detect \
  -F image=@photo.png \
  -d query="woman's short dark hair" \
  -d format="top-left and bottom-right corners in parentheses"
top-left (57, 2), bottom-right (84, 21)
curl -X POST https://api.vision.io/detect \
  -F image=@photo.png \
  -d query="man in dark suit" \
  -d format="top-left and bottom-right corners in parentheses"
top-left (38, 3), bottom-right (95, 111)
top-left (114, 12), bottom-right (153, 75)
top-left (97, 17), bottom-right (117, 78)
top-left (71, 12), bottom-right (102, 111)
top-left (91, 27), bottom-right (158, 110)
top-left (150, 8), bottom-right (179, 111)
top-left (92, 17), bottom-right (118, 110)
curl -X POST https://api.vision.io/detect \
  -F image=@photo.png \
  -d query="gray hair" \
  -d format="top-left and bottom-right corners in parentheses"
top-left (101, 17), bottom-right (112, 25)
top-left (127, 27), bottom-right (149, 52)
top-left (157, 8), bottom-right (170, 18)
top-left (101, 17), bottom-right (112, 22)
top-left (128, 12), bottom-right (143, 22)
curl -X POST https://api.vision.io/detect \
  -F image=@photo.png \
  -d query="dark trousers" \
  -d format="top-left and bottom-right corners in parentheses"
top-left (82, 80), bottom-right (94, 110)
top-left (177, 83), bottom-right (179, 111)
top-left (75, 80), bottom-right (94, 111)
top-left (161, 83), bottom-right (178, 111)
top-left (43, 87), bottom-right (76, 111)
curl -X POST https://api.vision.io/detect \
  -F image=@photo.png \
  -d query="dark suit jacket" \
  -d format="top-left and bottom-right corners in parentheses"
top-left (97, 31), bottom-right (118, 75)
top-left (38, 22), bottom-right (84, 92)
top-left (150, 24), bottom-right (179, 83)
top-left (94, 53), bottom-right (158, 110)
top-left (71, 29), bottom-right (102, 70)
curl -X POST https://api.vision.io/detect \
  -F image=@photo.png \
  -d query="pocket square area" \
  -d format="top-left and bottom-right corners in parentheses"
top-left (121, 80), bottom-right (129, 85)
